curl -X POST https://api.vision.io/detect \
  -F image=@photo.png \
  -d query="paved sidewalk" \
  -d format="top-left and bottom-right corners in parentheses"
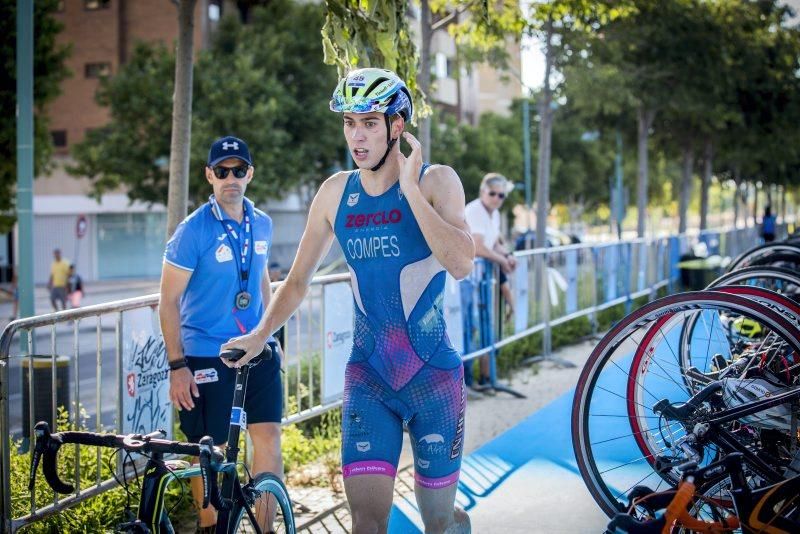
top-left (294, 338), bottom-right (608, 533)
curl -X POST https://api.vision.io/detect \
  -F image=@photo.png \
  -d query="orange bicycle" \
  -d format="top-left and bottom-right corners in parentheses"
top-left (606, 452), bottom-right (800, 533)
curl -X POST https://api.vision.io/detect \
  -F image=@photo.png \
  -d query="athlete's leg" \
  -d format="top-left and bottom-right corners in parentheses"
top-left (414, 484), bottom-right (471, 534)
top-left (406, 365), bottom-right (467, 534)
top-left (344, 474), bottom-right (396, 534)
top-left (341, 363), bottom-right (404, 533)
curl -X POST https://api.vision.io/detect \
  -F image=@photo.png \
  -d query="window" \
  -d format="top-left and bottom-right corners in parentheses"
top-left (85, 0), bottom-right (111, 9)
top-left (434, 53), bottom-right (454, 79)
top-left (85, 62), bottom-right (111, 78)
top-left (51, 130), bottom-right (67, 148)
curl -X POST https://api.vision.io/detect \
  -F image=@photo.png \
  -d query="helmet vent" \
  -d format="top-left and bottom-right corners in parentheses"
top-left (364, 77), bottom-right (389, 98)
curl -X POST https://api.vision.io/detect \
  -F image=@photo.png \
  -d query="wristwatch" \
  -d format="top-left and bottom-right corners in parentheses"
top-left (168, 358), bottom-right (188, 371)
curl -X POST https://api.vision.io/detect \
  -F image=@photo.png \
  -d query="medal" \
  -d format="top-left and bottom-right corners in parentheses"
top-left (235, 291), bottom-right (251, 310)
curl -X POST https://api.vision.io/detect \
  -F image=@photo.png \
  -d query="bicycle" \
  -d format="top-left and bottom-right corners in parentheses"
top-left (606, 451), bottom-right (800, 533)
top-left (28, 345), bottom-right (295, 534)
top-left (571, 291), bottom-right (800, 516)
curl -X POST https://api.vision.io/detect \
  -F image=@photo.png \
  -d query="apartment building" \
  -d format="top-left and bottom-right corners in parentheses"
top-left (9, 1), bottom-right (521, 283)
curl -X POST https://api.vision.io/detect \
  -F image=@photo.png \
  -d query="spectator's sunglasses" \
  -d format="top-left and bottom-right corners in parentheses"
top-left (210, 165), bottom-right (249, 179)
top-left (488, 191), bottom-right (506, 199)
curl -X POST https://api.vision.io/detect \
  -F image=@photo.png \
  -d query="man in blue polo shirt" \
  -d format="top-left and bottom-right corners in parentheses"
top-left (159, 136), bottom-right (282, 532)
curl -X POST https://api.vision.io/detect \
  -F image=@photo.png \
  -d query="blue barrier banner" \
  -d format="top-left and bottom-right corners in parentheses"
top-left (565, 249), bottom-right (578, 314)
top-left (637, 243), bottom-right (647, 292)
top-left (604, 246), bottom-right (619, 302)
top-left (513, 260), bottom-right (529, 334)
top-left (444, 274), bottom-right (464, 353)
top-left (669, 236), bottom-right (681, 281)
top-left (698, 231), bottom-right (721, 256)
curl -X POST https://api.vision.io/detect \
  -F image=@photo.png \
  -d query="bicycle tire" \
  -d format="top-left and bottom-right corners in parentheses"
top-left (571, 291), bottom-right (800, 517)
top-left (678, 284), bottom-right (800, 395)
top-left (229, 472), bottom-right (295, 534)
top-left (727, 243), bottom-right (800, 272)
top-left (707, 265), bottom-right (800, 293)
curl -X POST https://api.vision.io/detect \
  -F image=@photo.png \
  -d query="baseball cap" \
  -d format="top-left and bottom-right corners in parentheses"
top-left (207, 136), bottom-right (252, 167)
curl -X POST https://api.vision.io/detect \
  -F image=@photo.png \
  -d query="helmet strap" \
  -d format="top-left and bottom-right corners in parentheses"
top-left (370, 115), bottom-right (396, 172)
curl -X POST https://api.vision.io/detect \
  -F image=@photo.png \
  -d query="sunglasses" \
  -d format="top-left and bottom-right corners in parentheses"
top-left (488, 191), bottom-right (506, 199)
top-left (211, 165), bottom-right (249, 179)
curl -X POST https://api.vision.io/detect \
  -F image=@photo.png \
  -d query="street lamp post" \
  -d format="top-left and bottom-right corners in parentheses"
top-left (16, 0), bottom-right (34, 320)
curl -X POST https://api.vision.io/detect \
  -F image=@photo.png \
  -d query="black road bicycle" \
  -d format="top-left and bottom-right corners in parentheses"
top-left (28, 345), bottom-right (295, 534)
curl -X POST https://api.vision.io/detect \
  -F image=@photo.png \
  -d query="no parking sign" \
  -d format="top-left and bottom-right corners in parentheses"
top-left (76, 215), bottom-right (88, 239)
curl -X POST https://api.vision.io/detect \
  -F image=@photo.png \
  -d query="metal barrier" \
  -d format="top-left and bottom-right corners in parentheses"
top-left (0, 224), bottom-right (783, 532)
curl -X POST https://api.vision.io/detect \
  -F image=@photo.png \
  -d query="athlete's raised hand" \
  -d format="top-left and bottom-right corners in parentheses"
top-left (397, 131), bottom-right (423, 195)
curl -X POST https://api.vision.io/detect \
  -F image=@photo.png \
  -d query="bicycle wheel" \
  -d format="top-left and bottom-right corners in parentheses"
top-left (230, 472), bottom-right (295, 533)
top-left (727, 243), bottom-right (800, 272)
top-left (572, 291), bottom-right (800, 517)
top-left (707, 266), bottom-right (800, 296)
top-left (679, 285), bottom-right (800, 395)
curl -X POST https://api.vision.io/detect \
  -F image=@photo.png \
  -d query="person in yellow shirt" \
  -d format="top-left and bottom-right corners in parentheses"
top-left (48, 248), bottom-right (70, 311)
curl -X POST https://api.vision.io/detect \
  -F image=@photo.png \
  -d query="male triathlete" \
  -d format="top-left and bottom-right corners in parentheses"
top-left (221, 68), bottom-right (474, 533)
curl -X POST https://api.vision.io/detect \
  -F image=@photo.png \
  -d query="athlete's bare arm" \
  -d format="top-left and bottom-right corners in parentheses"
top-left (397, 132), bottom-right (475, 279)
top-left (220, 172), bottom-right (348, 367)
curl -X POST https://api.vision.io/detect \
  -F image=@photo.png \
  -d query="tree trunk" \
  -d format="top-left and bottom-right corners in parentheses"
top-left (678, 141), bottom-right (694, 234)
top-left (781, 186), bottom-right (787, 222)
top-left (166, 0), bottom-right (197, 238)
top-left (534, 18), bottom-right (554, 249)
top-left (752, 181), bottom-right (759, 226)
top-left (419, 0), bottom-right (432, 162)
top-left (699, 137), bottom-right (712, 230)
top-left (636, 106), bottom-right (655, 238)
top-left (733, 166), bottom-right (741, 228)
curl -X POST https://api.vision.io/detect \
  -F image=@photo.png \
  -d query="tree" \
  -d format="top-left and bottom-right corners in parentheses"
top-left (70, 1), bottom-right (342, 208)
top-left (1, 0), bottom-right (70, 232)
top-left (165, 0), bottom-right (197, 238)
top-left (322, 1), bottom-right (524, 161)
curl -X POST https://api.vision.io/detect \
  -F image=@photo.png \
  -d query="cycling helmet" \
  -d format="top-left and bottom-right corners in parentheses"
top-left (721, 377), bottom-right (793, 431)
top-left (730, 317), bottom-right (763, 338)
top-left (330, 68), bottom-right (414, 172)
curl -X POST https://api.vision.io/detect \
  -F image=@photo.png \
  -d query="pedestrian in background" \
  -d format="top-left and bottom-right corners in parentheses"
top-left (761, 206), bottom-right (777, 242)
top-left (48, 248), bottom-right (70, 311)
top-left (67, 264), bottom-right (84, 308)
top-left (464, 173), bottom-right (517, 394)
top-left (159, 136), bottom-right (282, 532)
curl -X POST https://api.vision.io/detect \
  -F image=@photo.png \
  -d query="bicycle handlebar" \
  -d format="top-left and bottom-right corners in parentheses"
top-left (29, 422), bottom-right (225, 497)
top-left (219, 344), bottom-right (273, 364)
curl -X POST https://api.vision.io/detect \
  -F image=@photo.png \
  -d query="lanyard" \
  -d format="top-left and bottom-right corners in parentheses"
top-left (212, 197), bottom-right (254, 296)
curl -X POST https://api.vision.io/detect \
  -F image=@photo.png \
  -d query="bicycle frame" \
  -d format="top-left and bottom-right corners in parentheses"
top-left (28, 346), bottom-right (278, 534)
top-left (656, 383), bottom-right (800, 483)
top-left (608, 453), bottom-right (800, 533)
top-left (138, 351), bottom-right (271, 534)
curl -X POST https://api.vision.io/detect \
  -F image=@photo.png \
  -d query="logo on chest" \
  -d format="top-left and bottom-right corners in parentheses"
top-left (347, 193), bottom-right (360, 207)
top-left (215, 244), bottom-right (233, 263)
top-left (345, 209), bottom-right (403, 229)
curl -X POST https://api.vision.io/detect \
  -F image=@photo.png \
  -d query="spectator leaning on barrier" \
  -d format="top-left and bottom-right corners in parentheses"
top-left (463, 173), bottom-right (517, 391)
top-left (48, 248), bottom-right (71, 312)
top-left (159, 136), bottom-right (282, 533)
top-left (219, 68), bottom-right (474, 534)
